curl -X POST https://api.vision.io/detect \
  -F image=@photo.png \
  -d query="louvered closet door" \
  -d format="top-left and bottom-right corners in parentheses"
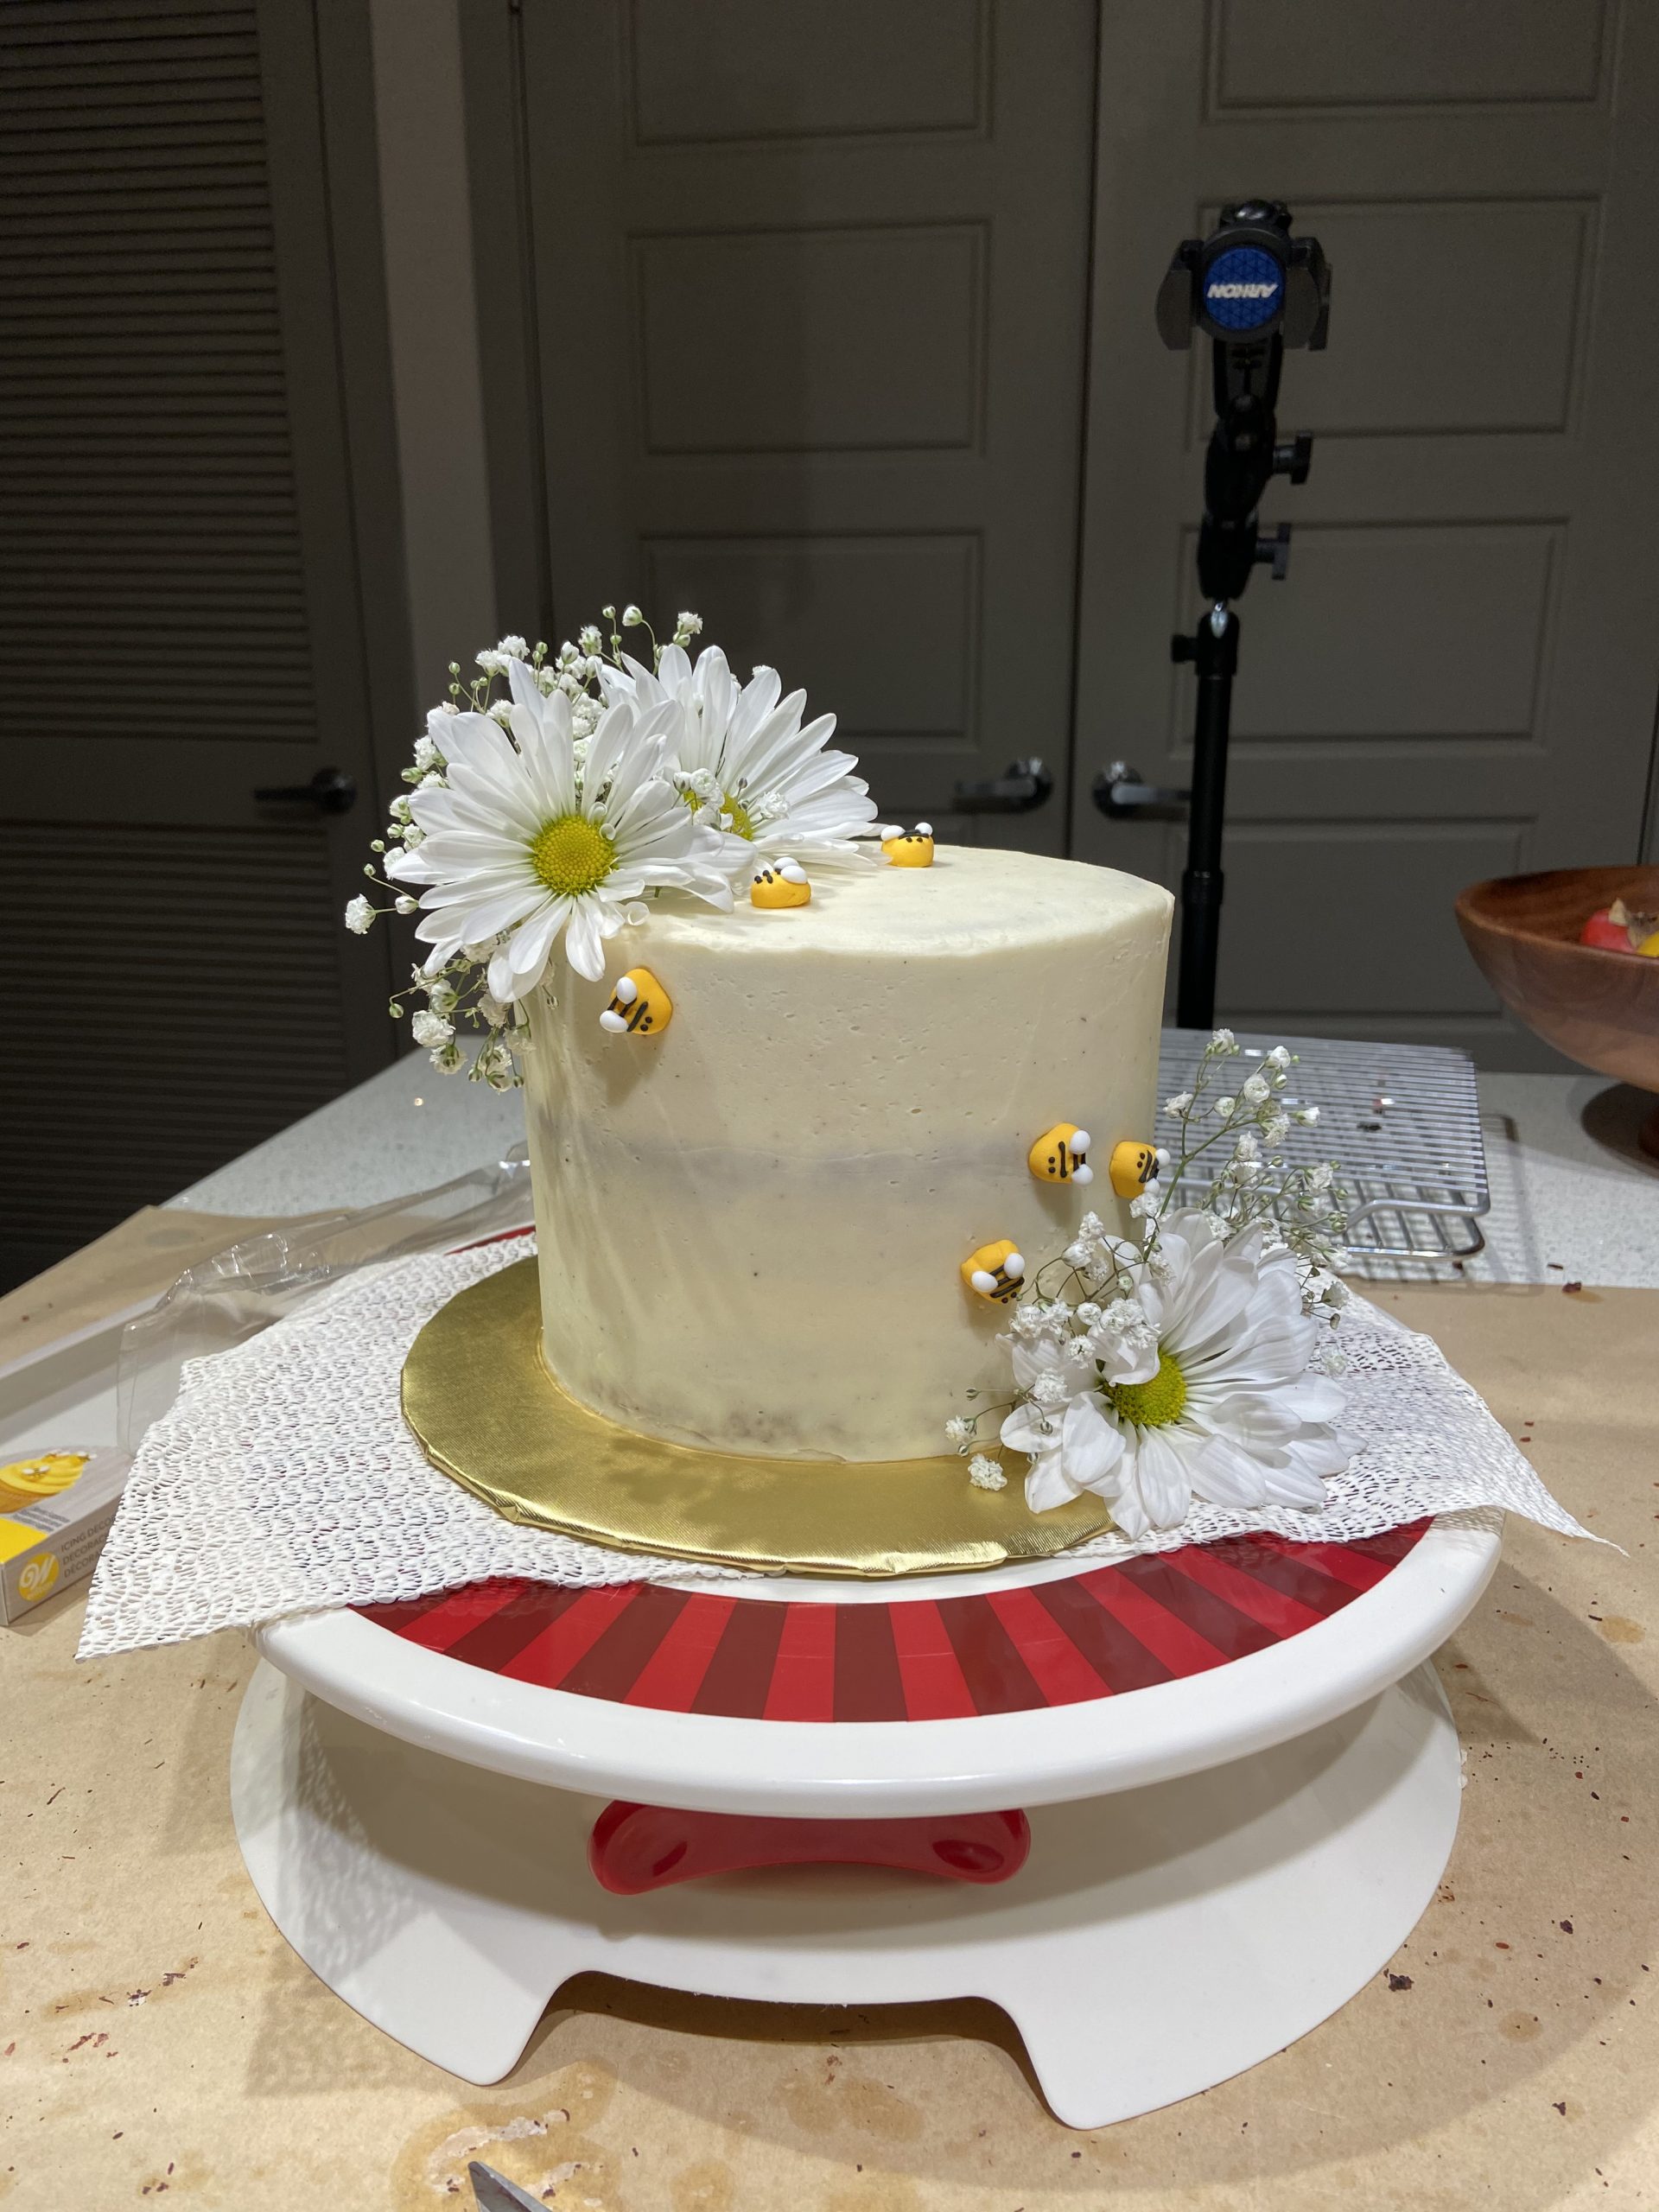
top-left (0, 0), bottom-right (395, 1287)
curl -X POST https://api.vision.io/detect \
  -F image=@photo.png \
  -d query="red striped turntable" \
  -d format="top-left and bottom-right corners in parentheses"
top-left (356, 1522), bottom-right (1427, 1726)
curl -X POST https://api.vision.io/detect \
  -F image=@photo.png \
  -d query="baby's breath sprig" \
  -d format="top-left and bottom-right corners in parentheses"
top-left (1151, 1032), bottom-right (1348, 1320)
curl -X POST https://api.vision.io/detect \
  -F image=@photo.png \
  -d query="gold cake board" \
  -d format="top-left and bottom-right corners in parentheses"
top-left (401, 1257), bottom-right (1112, 1578)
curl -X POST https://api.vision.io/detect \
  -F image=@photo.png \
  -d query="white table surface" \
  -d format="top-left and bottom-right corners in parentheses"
top-left (165, 1051), bottom-right (1659, 1291)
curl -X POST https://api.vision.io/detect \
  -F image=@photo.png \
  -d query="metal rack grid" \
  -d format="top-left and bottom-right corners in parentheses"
top-left (1155, 1028), bottom-right (1491, 1268)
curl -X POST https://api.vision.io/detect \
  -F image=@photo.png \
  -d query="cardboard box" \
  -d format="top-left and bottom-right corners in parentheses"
top-left (0, 1448), bottom-right (130, 1624)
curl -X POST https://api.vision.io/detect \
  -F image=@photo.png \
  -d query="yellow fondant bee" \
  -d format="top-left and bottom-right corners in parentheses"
top-left (961, 1238), bottom-right (1026, 1304)
top-left (1109, 1138), bottom-right (1170, 1198)
top-left (882, 822), bottom-right (935, 868)
top-left (750, 856), bottom-right (810, 908)
top-left (1028, 1123), bottom-right (1094, 1186)
top-left (599, 967), bottom-right (672, 1038)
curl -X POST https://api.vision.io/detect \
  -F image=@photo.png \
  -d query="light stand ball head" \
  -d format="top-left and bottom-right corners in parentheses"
top-left (1153, 200), bottom-right (1331, 1027)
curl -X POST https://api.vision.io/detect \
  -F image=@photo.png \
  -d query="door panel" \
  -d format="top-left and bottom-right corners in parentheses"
top-left (627, 0), bottom-right (987, 143)
top-left (1073, 0), bottom-right (1659, 1065)
top-left (1209, 1), bottom-right (1609, 112)
top-left (510, 0), bottom-right (1097, 842)
top-left (635, 225), bottom-right (985, 455)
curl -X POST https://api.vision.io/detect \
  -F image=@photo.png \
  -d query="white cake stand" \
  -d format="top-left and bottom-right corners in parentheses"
top-left (232, 1518), bottom-right (1497, 2128)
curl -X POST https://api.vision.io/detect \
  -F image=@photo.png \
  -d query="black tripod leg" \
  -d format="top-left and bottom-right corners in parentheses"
top-left (1174, 608), bottom-right (1239, 1030)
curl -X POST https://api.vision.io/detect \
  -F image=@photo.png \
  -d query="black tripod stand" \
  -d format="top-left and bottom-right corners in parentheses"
top-left (1151, 201), bottom-right (1331, 1028)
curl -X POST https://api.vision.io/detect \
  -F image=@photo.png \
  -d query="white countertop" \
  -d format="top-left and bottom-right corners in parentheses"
top-left (166, 1048), bottom-right (1659, 1291)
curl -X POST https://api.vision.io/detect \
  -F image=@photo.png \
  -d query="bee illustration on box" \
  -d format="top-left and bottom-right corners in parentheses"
top-left (0, 1452), bottom-right (86, 1517)
top-left (961, 1239), bottom-right (1026, 1304)
top-left (599, 967), bottom-right (672, 1038)
top-left (1028, 1123), bottom-right (1094, 1186)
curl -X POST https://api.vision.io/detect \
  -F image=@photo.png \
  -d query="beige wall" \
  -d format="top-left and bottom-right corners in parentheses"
top-left (367, 0), bottom-right (499, 709)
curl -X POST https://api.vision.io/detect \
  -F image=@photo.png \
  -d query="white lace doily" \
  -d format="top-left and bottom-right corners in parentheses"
top-left (79, 1236), bottom-right (1592, 1659)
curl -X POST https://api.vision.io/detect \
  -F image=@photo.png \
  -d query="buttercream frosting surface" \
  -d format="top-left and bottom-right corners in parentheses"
top-left (523, 846), bottom-right (1173, 1459)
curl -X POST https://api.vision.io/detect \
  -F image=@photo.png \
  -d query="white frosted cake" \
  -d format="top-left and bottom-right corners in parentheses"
top-left (522, 845), bottom-right (1173, 1461)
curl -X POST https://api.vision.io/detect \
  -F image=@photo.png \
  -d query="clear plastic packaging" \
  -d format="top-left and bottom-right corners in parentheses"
top-left (115, 1145), bottom-right (533, 1454)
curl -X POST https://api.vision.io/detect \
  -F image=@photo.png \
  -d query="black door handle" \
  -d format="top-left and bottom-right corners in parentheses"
top-left (253, 766), bottom-right (358, 815)
top-left (1092, 760), bottom-right (1191, 821)
top-left (950, 757), bottom-right (1053, 815)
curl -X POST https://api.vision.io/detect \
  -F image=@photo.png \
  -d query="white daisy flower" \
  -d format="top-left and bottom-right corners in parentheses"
top-left (386, 659), bottom-right (731, 1000)
top-left (1000, 1211), bottom-right (1352, 1535)
top-left (600, 643), bottom-right (880, 874)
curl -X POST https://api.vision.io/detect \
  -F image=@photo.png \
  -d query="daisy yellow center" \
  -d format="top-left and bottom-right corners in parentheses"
top-left (680, 785), bottom-right (755, 837)
top-left (1106, 1348), bottom-right (1187, 1428)
top-left (530, 813), bottom-right (615, 897)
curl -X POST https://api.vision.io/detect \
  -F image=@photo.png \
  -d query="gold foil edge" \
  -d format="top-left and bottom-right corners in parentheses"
top-left (400, 1257), bottom-right (1111, 1578)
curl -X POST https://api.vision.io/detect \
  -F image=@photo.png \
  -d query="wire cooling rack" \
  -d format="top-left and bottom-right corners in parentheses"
top-left (1156, 1028), bottom-right (1491, 1268)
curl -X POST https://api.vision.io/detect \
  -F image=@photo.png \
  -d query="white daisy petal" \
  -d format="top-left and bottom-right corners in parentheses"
top-left (435, 710), bottom-right (520, 780)
top-left (1186, 1431), bottom-right (1272, 1512)
top-left (727, 663), bottom-right (781, 747)
top-left (1126, 1427), bottom-right (1192, 1531)
top-left (1058, 1395), bottom-right (1126, 1493)
top-left (563, 898), bottom-right (608, 980)
top-left (499, 900), bottom-right (566, 995)
top-left (426, 882), bottom-right (547, 945)
top-left (1001, 1404), bottom-right (1059, 1458)
top-left (655, 643), bottom-right (693, 694)
top-left (506, 655), bottom-right (547, 717)
top-left (1024, 1450), bottom-right (1082, 1515)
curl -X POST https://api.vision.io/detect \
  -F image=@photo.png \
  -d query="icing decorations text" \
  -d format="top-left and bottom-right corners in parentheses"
top-left (599, 967), bottom-right (672, 1038)
top-left (962, 1239), bottom-right (1026, 1304)
top-left (1028, 1123), bottom-right (1094, 1186)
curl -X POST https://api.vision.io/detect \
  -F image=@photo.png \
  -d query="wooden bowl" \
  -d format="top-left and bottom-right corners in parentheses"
top-left (1455, 866), bottom-right (1659, 1155)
